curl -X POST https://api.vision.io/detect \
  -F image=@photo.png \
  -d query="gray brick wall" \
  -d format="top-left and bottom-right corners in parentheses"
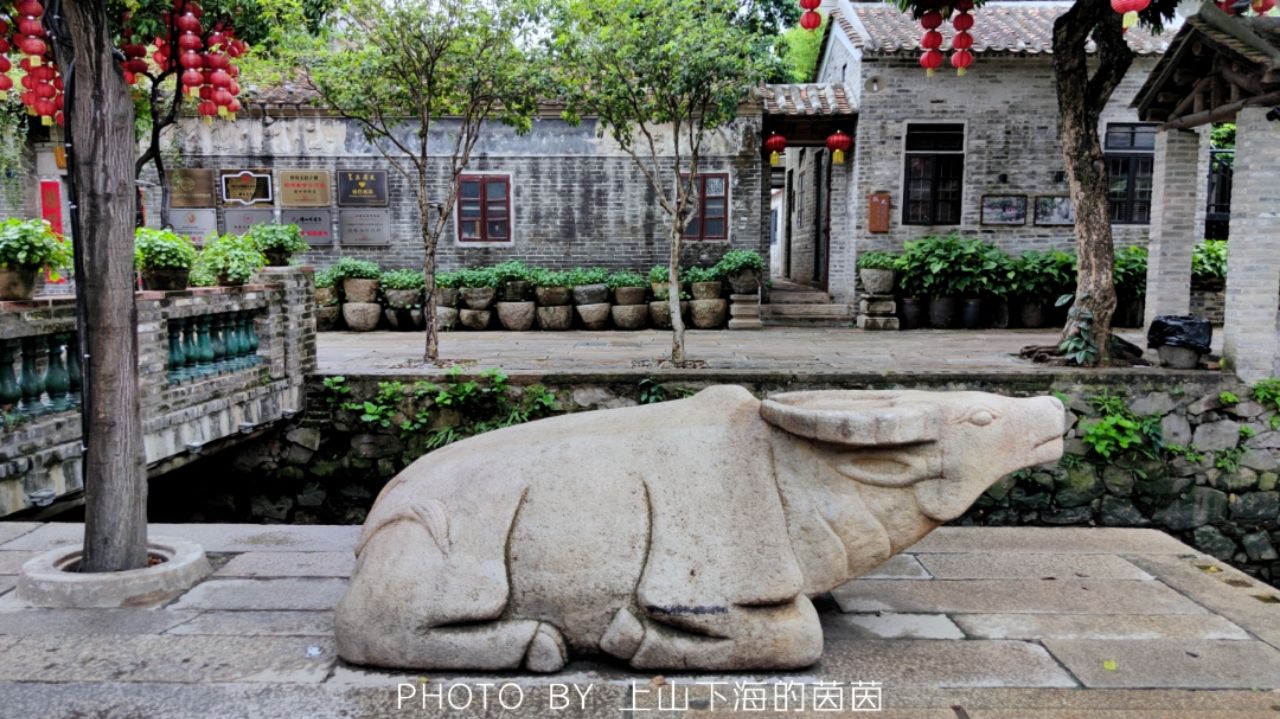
top-left (161, 115), bottom-right (768, 275)
top-left (1145, 128), bottom-right (1201, 326)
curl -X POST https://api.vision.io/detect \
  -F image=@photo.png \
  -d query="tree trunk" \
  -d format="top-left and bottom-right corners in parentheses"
top-left (1051, 0), bottom-right (1132, 365)
top-left (63, 0), bottom-right (149, 572)
top-left (668, 223), bottom-right (686, 364)
top-left (419, 189), bottom-right (440, 365)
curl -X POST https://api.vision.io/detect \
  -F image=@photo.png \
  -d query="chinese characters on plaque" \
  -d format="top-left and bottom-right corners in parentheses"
top-left (282, 209), bottom-right (335, 247)
top-left (338, 170), bottom-right (389, 207)
top-left (279, 170), bottom-right (331, 208)
top-left (220, 169), bottom-right (274, 206)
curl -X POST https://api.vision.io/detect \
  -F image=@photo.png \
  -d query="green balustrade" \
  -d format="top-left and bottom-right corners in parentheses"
top-left (0, 339), bottom-right (19, 425)
top-left (18, 337), bottom-right (47, 416)
top-left (225, 312), bottom-right (244, 370)
top-left (196, 316), bottom-right (214, 377)
top-left (44, 333), bottom-right (71, 413)
top-left (210, 314), bottom-right (228, 374)
top-left (66, 333), bottom-right (81, 406)
top-left (167, 321), bottom-right (186, 384)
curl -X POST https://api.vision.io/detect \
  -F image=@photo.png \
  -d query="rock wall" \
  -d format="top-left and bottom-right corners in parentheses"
top-left (151, 370), bottom-right (1279, 586)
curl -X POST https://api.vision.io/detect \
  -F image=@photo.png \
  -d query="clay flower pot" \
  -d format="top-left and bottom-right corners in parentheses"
top-left (649, 300), bottom-right (689, 330)
top-left (727, 269), bottom-right (760, 295)
top-left (436, 307), bottom-right (459, 331)
top-left (501, 280), bottom-right (532, 303)
top-left (316, 306), bottom-right (340, 332)
top-left (142, 267), bottom-right (191, 292)
top-left (315, 286), bottom-right (339, 308)
top-left (611, 304), bottom-right (648, 330)
top-left (691, 281), bottom-right (722, 301)
top-left (343, 278), bottom-right (379, 304)
top-left (535, 286), bottom-right (572, 307)
top-left (460, 287), bottom-right (496, 310)
top-left (383, 289), bottom-right (422, 311)
top-left (536, 305), bottom-right (573, 330)
top-left (860, 268), bottom-right (896, 295)
top-left (690, 299), bottom-right (728, 328)
top-left (0, 267), bottom-right (38, 300)
top-left (496, 301), bottom-right (536, 331)
top-left (459, 309), bottom-right (492, 330)
top-left (613, 286), bottom-right (647, 306)
top-left (342, 302), bottom-right (382, 332)
top-left (436, 287), bottom-right (460, 308)
top-left (576, 303), bottom-right (610, 330)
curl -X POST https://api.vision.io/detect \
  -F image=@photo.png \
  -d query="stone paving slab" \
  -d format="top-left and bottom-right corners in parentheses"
top-left (916, 553), bottom-right (1153, 580)
top-left (951, 613), bottom-right (1252, 641)
top-left (909, 527), bottom-right (1194, 555)
top-left (0, 608), bottom-right (198, 635)
top-left (0, 635), bottom-right (335, 684)
top-left (1042, 638), bottom-right (1280, 689)
top-left (165, 610), bottom-right (335, 637)
top-left (822, 612), bottom-right (966, 640)
top-left (832, 578), bottom-right (1208, 615)
top-left (863, 554), bottom-right (931, 579)
top-left (0, 523), bottom-right (360, 552)
top-left (0, 577), bottom-right (12, 597)
top-left (0, 550), bottom-right (37, 575)
top-left (213, 551), bottom-right (355, 578)
top-left (816, 638), bottom-right (1076, 688)
top-left (168, 578), bottom-right (349, 611)
top-left (0, 522), bottom-right (38, 545)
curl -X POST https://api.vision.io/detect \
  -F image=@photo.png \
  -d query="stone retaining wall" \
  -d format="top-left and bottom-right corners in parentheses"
top-left (153, 368), bottom-right (1279, 586)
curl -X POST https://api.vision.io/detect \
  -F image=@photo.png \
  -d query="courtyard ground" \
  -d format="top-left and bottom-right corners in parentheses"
top-left (316, 327), bottom-right (1224, 376)
top-left (0, 523), bottom-right (1276, 717)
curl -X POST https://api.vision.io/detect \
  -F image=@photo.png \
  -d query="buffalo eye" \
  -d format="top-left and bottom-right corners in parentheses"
top-left (967, 409), bottom-right (995, 427)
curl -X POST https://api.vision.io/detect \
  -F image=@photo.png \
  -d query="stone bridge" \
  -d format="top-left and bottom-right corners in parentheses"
top-left (0, 267), bottom-right (315, 517)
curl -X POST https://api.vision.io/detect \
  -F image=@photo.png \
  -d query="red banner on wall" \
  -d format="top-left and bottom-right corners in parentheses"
top-left (39, 179), bottom-right (63, 237)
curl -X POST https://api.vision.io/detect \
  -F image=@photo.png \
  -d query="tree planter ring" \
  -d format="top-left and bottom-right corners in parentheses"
top-left (17, 536), bottom-right (212, 608)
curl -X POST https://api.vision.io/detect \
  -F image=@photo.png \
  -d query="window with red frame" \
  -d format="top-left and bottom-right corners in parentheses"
top-left (683, 173), bottom-right (729, 241)
top-left (457, 175), bottom-right (511, 242)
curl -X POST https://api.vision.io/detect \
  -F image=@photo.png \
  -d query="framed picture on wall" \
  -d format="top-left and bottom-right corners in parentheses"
top-left (980, 195), bottom-right (1027, 225)
top-left (1034, 195), bottom-right (1076, 226)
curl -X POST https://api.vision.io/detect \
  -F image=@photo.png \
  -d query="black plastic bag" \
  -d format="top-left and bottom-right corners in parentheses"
top-left (1147, 315), bottom-right (1212, 354)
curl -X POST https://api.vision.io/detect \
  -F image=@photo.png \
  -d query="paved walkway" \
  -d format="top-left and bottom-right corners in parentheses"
top-left (0, 523), bottom-right (1277, 717)
top-left (317, 328), bottom-right (1216, 376)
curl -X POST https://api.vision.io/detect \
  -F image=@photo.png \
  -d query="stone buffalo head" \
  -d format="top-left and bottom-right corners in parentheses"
top-left (760, 390), bottom-right (1065, 522)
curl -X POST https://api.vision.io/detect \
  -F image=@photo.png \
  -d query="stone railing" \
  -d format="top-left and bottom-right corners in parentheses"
top-left (0, 267), bottom-right (315, 517)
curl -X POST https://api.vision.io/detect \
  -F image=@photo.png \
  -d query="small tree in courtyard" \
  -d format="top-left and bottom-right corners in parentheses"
top-left (308, 0), bottom-right (538, 365)
top-left (893, 0), bottom-right (1178, 365)
top-left (548, 0), bottom-right (777, 364)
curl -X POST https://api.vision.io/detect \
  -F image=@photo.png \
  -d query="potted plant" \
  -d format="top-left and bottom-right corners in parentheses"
top-left (247, 223), bottom-right (308, 267)
top-left (433, 270), bottom-right (462, 331)
top-left (647, 286), bottom-right (688, 330)
top-left (314, 266), bottom-right (341, 332)
top-left (647, 264), bottom-right (670, 298)
top-left (199, 233), bottom-right (266, 287)
top-left (608, 271), bottom-right (648, 306)
top-left (493, 260), bottom-right (533, 303)
top-left (568, 266), bottom-right (610, 306)
top-left (1112, 245), bottom-right (1148, 329)
top-left (1011, 250), bottom-right (1074, 328)
top-left (134, 227), bottom-right (198, 292)
top-left (898, 236), bottom-right (961, 328)
top-left (457, 267), bottom-right (498, 329)
top-left (381, 269), bottom-right (425, 331)
top-left (856, 251), bottom-right (898, 295)
top-left (893, 250), bottom-right (925, 330)
top-left (949, 238), bottom-right (1003, 330)
top-left (984, 245), bottom-right (1015, 329)
top-left (0, 218), bottom-right (71, 301)
top-left (685, 265), bottom-right (723, 300)
top-left (531, 268), bottom-right (573, 330)
top-left (331, 257), bottom-right (382, 304)
top-left (714, 249), bottom-right (765, 295)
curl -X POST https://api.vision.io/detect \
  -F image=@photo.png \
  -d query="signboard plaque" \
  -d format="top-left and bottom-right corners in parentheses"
top-left (220, 169), bottom-right (274, 206)
top-left (171, 168), bottom-right (217, 208)
top-left (279, 170), bottom-right (331, 207)
top-left (223, 208), bottom-right (275, 235)
top-left (339, 209), bottom-right (392, 245)
top-left (282, 209), bottom-right (334, 247)
top-left (171, 208), bottom-right (219, 244)
top-left (337, 169), bottom-right (389, 207)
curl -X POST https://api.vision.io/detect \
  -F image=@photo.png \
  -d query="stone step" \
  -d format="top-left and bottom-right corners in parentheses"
top-left (762, 316), bottom-right (854, 328)
top-left (767, 291), bottom-right (833, 304)
top-left (727, 318), bottom-right (763, 330)
top-left (761, 304), bottom-right (853, 317)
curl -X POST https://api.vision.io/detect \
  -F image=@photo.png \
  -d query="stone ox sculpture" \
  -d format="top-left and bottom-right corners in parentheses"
top-left (337, 386), bottom-right (1064, 672)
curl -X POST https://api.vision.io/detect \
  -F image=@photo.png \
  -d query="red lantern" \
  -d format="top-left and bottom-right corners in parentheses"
top-left (951, 49), bottom-right (974, 76)
top-left (764, 132), bottom-right (787, 166)
top-left (955, 0), bottom-right (975, 11)
top-left (920, 48), bottom-right (944, 76)
top-left (1254, 0), bottom-right (1276, 13)
top-left (825, 130), bottom-right (852, 165)
top-left (921, 10), bottom-right (943, 29)
top-left (952, 31), bottom-right (974, 51)
top-left (0, 75), bottom-right (12, 100)
top-left (952, 12), bottom-right (974, 31)
top-left (799, 10), bottom-right (821, 30)
top-left (799, 0), bottom-right (820, 9)
top-left (922, 29), bottom-right (943, 49)
top-left (1112, 0), bottom-right (1150, 31)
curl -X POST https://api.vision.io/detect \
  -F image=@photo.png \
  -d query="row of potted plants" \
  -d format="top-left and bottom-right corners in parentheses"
top-left (858, 235), bottom-right (1148, 330)
top-left (315, 251), bottom-right (767, 333)
top-left (135, 223), bottom-right (310, 291)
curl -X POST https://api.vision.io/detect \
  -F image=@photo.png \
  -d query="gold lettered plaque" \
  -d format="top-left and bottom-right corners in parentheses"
top-left (171, 168), bottom-right (216, 208)
top-left (337, 169), bottom-right (389, 207)
top-left (279, 170), bottom-right (331, 208)
top-left (220, 169), bottom-right (274, 206)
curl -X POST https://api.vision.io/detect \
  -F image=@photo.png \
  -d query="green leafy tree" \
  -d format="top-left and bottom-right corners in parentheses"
top-left (548, 0), bottom-right (777, 363)
top-left (895, 0), bottom-right (1178, 365)
top-left (308, 0), bottom-right (538, 364)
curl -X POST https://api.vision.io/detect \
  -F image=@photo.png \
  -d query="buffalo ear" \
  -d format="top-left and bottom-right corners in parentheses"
top-left (760, 390), bottom-right (942, 447)
top-left (828, 443), bottom-right (942, 488)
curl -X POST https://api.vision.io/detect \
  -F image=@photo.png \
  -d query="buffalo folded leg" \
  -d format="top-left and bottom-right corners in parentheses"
top-left (626, 596), bottom-right (823, 670)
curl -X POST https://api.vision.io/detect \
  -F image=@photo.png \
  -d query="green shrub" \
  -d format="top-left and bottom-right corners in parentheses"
top-left (246, 223), bottom-right (307, 257)
top-left (134, 228), bottom-right (197, 271)
top-left (314, 266), bottom-right (339, 289)
top-left (435, 270), bottom-right (463, 288)
top-left (456, 266), bottom-right (499, 289)
top-left (896, 234), bottom-right (1004, 297)
top-left (565, 266), bottom-right (609, 287)
top-left (647, 265), bottom-right (669, 284)
top-left (1113, 245), bottom-right (1148, 299)
top-left (0, 218), bottom-right (71, 274)
top-left (198, 234), bottom-right (266, 285)
top-left (1010, 250), bottom-right (1076, 300)
top-left (528, 267), bottom-right (572, 288)
top-left (1192, 240), bottom-right (1227, 286)
top-left (607, 271), bottom-right (647, 290)
top-left (684, 266), bottom-right (721, 283)
top-left (491, 260), bottom-right (533, 285)
top-left (857, 251), bottom-right (898, 271)
top-left (381, 269), bottom-right (425, 291)
top-left (713, 249), bottom-right (765, 276)
top-left (329, 257), bottom-right (382, 281)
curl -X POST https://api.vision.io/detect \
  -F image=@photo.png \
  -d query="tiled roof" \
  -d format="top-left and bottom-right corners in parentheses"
top-left (840, 2), bottom-right (1172, 56)
top-left (758, 83), bottom-right (856, 115)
